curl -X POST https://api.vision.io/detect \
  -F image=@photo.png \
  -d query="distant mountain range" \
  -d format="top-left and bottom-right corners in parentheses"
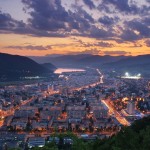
top-left (29, 54), bottom-right (128, 68)
top-left (41, 63), bottom-right (57, 72)
top-left (0, 53), bottom-right (56, 81)
top-left (30, 54), bottom-right (150, 76)
top-left (1, 53), bottom-right (150, 81)
top-left (103, 55), bottom-right (150, 76)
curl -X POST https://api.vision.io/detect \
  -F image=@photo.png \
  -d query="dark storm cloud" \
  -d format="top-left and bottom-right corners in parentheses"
top-left (5, 45), bottom-right (52, 50)
top-left (82, 0), bottom-right (95, 9)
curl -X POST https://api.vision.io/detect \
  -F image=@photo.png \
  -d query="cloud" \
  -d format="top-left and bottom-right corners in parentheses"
top-left (0, 10), bottom-right (65, 37)
top-left (120, 29), bottom-right (141, 41)
top-left (77, 8), bottom-right (94, 23)
top-left (0, 0), bottom-right (149, 45)
top-left (145, 40), bottom-right (150, 47)
top-left (102, 50), bottom-right (131, 55)
top-left (76, 39), bottom-right (114, 48)
top-left (98, 16), bottom-right (119, 26)
top-left (86, 26), bottom-right (114, 39)
top-left (96, 41), bottom-right (114, 47)
top-left (127, 20), bottom-right (150, 37)
top-left (100, 0), bottom-right (150, 16)
top-left (67, 48), bottom-right (100, 55)
top-left (22, 0), bottom-right (69, 31)
top-left (120, 19), bottom-right (150, 41)
top-left (5, 45), bottom-right (52, 50)
top-left (80, 49), bottom-right (100, 55)
top-left (82, 0), bottom-right (95, 9)
top-left (143, 17), bottom-right (150, 25)
top-left (129, 43), bottom-right (143, 48)
top-left (0, 11), bottom-right (26, 32)
top-left (21, 0), bottom-right (95, 37)
top-left (101, 0), bottom-right (137, 14)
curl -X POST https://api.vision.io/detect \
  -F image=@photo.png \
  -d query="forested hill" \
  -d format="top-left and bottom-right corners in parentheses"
top-left (0, 53), bottom-right (55, 81)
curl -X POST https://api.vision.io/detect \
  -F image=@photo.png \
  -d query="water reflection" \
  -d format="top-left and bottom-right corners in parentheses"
top-left (54, 68), bottom-right (85, 74)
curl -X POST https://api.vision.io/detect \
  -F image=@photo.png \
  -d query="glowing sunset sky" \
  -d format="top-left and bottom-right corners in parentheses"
top-left (0, 0), bottom-right (150, 56)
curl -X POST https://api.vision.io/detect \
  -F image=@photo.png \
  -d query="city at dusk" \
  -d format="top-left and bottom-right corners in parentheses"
top-left (0, 0), bottom-right (150, 150)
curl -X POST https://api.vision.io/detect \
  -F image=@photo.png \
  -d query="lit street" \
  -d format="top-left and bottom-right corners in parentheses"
top-left (102, 99), bottom-right (130, 126)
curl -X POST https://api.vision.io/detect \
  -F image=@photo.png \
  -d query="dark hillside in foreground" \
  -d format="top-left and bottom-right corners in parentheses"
top-left (91, 116), bottom-right (150, 150)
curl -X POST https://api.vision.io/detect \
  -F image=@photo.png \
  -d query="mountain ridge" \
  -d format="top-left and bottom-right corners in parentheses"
top-left (29, 54), bottom-right (129, 68)
top-left (0, 53), bottom-right (55, 81)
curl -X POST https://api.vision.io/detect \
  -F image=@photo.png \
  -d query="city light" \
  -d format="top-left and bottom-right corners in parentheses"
top-left (125, 72), bottom-right (129, 77)
top-left (121, 72), bottom-right (142, 79)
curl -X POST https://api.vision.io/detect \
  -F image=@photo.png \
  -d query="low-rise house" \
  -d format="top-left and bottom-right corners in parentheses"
top-left (67, 105), bottom-right (86, 119)
top-left (32, 120), bottom-right (48, 131)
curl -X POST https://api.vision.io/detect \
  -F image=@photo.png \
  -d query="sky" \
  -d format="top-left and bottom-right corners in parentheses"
top-left (0, 0), bottom-right (150, 56)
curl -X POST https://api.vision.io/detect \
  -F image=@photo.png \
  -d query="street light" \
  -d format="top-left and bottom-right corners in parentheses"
top-left (125, 72), bottom-right (129, 77)
top-left (137, 73), bottom-right (141, 77)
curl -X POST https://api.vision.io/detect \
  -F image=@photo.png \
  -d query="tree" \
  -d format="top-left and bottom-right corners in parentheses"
top-left (9, 117), bottom-right (150, 150)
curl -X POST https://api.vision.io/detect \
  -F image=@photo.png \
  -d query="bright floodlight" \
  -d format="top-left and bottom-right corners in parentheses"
top-left (137, 73), bottom-right (141, 77)
top-left (125, 72), bottom-right (129, 76)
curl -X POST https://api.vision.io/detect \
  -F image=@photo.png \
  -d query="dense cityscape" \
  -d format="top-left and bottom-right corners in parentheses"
top-left (0, 67), bottom-right (150, 149)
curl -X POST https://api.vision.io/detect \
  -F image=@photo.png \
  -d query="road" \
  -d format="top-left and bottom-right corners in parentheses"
top-left (72, 81), bottom-right (101, 91)
top-left (0, 96), bottom-right (35, 127)
top-left (72, 68), bottom-right (104, 91)
top-left (96, 68), bottom-right (104, 84)
top-left (0, 89), bottom-right (60, 127)
top-left (102, 99), bottom-right (130, 126)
